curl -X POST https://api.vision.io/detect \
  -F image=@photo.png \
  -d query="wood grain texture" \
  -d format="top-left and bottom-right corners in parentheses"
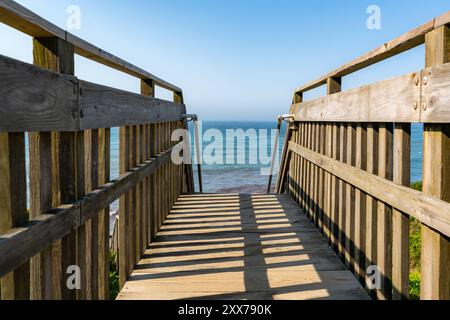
top-left (118, 194), bottom-right (369, 300)
top-left (288, 142), bottom-right (450, 238)
top-left (0, 133), bottom-right (29, 300)
top-left (78, 81), bottom-right (186, 129)
top-left (292, 71), bottom-right (421, 123)
top-left (392, 123), bottom-right (411, 300)
top-left (376, 124), bottom-right (393, 300)
top-left (421, 25), bottom-right (450, 300)
top-left (0, 53), bottom-right (78, 132)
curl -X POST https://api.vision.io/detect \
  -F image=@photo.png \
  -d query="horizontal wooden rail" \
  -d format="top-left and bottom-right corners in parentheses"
top-left (288, 141), bottom-right (450, 238)
top-left (291, 62), bottom-right (450, 123)
top-left (293, 11), bottom-right (450, 96)
top-left (0, 54), bottom-right (185, 132)
top-left (0, 0), bottom-right (181, 93)
top-left (0, 143), bottom-right (179, 278)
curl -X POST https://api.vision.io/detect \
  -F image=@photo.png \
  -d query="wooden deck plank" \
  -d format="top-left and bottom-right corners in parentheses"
top-left (118, 194), bottom-right (369, 300)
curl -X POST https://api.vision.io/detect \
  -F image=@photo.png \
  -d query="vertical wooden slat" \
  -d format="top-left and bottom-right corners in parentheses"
top-left (338, 124), bottom-right (347, 260)
top-left (141, 79), bottom-right (155, 250)
top-left (354, 124), bottom-right (367, 283)
top-left (75, 131), bottom-right (86, 301)
top-left (129, 126), bottom-right (137, 269)
top-left (119, 126), bottom-right (130, 288)
top-left (135, 125), bottom-right (143, 263)
top-left (327, 77), bottom-right (342, 251)
top-left (421, 25), bottom-right (450, 300)
top-left (318, 123), bottom-right (326, 234)
top-left (365, 124), bottom-right (379, 283)
top-left (299, 123), bottom-right (306, 211)
top-left (324, 123), bottom-right (333, 243)
top-left (32, 37), bottom-right (76, 300)
top-left (97, 128), bottom-right (110, 300)
top-left (376, 123), bottom-right (393, 300)
top-left (345, 124), bottom-right (356, 270)
top-left (85, 129), bottom-right (99, 300)
top-left (29, 131), bottom-right (52, 300)
top-left (313, 123), bottom-right (320, 227)
top-left (0, 133), bottom-right (29, 300)
top-left (33, 37), bottom-right (77, 300)
top-left (392, 123), bottom-right (411, 300)
top-left (150, 123), bottom-right (157, 240)
top-left (331, 124), bottom-right (340, 251)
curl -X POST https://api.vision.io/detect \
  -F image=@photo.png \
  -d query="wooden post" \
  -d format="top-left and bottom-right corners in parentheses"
top-left (392, 123), bottom-right (411, 300)
top-left (32, 37), bottom-right (77, 300)
top-left (0, 133), bottom-right (28, 300)
top-left (421, 25), bottom-right (450, 300)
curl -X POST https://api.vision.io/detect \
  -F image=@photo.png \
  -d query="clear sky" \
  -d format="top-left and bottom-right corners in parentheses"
top-left (0, 0), bottom-right (449, 120)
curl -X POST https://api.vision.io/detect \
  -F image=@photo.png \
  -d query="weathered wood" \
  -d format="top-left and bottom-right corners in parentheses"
top-left (119, 126), bottom-right (130, 288)
top-left (354, 124), bottom-right (367, 283)
top-left (330, 124), bottom-right (340, 251)
top-left (0, 133), bottom-right (29, 300)
top-left (0, 54), bottom-right (78, 132)
top-left (85, 129), bottom-right (99, 300)
top-left (365, 124), bottom-right (378, 284)
top-left (118, 194), bottom-right (369, 300)
top-left (97, 128), bottom-right (110, 300)
top-left (421, 62), bottom-right (450, 123)
top-left (33, 36), bottom-right (76, 300)
top-left (421, 25), bottom-right (450, 300)
top-left (288, 142), bottom-right (450, 239)
top-left (0, 54), bottom-right (185, 132)
top-left (392, 123), bottom-right (411, 300)
top-left (345, 124), bottom-right (356, 271)
top-left (0, 204), bottom-right (80, 279)
top-left (29, 131), bottom-right (53, 300)
top-left (337, 124), bottom-right (347, 260)
top-left (292, 71), bottom-right (421, 123)
top-left (79, 81), bottom-right (186, 129)
top-left (376, 123), bottom-right (393, 300)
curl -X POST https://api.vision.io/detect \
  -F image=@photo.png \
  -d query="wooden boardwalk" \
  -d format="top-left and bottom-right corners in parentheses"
top-left (117, 194), bottom-right (369, 300)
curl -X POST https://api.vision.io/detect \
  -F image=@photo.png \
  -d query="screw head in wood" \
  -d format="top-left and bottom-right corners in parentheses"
top-left (413, 102), bottom-right (418, 110)
top-left (423, 76), bottom-right (428, 85)
top-left (423, 101), bottom-right (428, 111)
top-left (414, 77), bottom-right (420, 86)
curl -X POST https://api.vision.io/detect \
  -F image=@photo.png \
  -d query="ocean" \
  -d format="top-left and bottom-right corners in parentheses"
top-left (24, 122), bottom-right (423, 233)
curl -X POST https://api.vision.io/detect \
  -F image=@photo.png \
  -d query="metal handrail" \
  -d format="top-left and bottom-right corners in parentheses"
top-left (267, 115), bottom-right (294, 193)
top-left (182, 114), bottom-right (203, 193)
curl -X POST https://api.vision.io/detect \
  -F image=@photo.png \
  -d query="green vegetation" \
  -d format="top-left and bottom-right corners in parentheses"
top-left (409, 181), bottom-right (422, 300)
top-left (109, 252), bottom-right (119, 300)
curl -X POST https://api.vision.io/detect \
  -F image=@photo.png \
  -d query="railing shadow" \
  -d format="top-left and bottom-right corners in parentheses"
top-left (122, 193), bottom-right (369, 300)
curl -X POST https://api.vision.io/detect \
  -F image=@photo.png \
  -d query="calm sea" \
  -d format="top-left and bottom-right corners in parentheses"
top-left (25, 121), bottom-right (423, 216)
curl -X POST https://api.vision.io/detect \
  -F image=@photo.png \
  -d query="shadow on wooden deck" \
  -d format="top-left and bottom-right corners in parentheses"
top-left (117, 194), bottom-right (370, 300)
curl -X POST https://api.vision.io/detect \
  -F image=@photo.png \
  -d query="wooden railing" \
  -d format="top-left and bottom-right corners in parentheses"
top-left (277, 13), bottom-right (450, 300)
top-left (0, 0), bottom-right (194, 300)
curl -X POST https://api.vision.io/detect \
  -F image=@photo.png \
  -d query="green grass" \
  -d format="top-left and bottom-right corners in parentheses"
top-left (409, 181), bottom-right (422, 300)
top-left (109, 252), bottom-right (120, 300)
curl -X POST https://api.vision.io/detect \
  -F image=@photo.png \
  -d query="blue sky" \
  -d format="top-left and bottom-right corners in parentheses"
top-left (0, 0), bottom-right (449, 120)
